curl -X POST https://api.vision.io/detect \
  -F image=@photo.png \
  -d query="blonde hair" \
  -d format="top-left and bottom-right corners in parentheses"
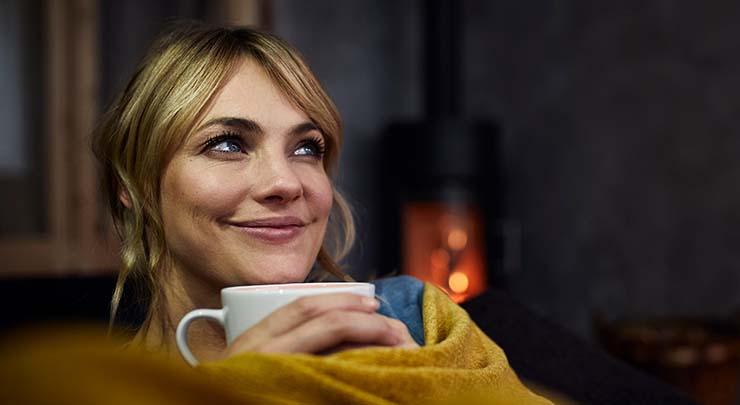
top-left (93, 21), bottom-right (355, 333)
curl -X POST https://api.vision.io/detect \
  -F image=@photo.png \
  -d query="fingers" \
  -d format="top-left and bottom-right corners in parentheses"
top-left (383, 317), bottom-right (420, 349)
top-left (260, 293), bottom-right (380, 337)
top-left (260, 311), bottom-right (401, 354)
top-left (222, 293), bottom-right (419, 359)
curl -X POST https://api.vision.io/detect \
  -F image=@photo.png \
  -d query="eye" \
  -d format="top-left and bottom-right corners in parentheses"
top-left (211, 139), bottom-right (241, 153)
top-left (294, 137), bottom-right (326, 158)
top-left (204, 132), bottom-right (244, 154)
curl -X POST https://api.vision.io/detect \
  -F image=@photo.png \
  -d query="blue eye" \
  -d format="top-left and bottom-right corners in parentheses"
top-left (211, 139), bottom-right (242, 153)
top-left (294, 138), bottom-right (326, 157)
top-left (204, 132), bottom-right (243, 154)
top-left (295, 143), bottom-right (317, 156)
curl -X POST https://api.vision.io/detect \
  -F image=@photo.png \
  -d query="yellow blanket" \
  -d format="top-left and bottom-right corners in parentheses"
top-left (0, 284), bottom-right (552, 404)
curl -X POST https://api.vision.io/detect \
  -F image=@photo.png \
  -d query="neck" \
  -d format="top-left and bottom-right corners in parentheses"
top-left (134, 262), bottom-right (227, 364)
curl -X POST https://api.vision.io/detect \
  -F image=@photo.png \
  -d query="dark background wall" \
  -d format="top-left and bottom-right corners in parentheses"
top-left (46, 0), bottom-right (737, 341)
top-left (271, 0), bottom-right (740, 339)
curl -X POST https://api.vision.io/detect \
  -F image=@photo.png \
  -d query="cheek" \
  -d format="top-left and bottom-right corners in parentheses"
top-left (162, 161), bottom-right (247, 219)
top-left (306, 173), bottom-right (333, 219)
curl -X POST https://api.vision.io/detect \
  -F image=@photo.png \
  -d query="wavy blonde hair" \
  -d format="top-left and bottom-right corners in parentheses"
top-left (93, 21), bottom-right (355, 332)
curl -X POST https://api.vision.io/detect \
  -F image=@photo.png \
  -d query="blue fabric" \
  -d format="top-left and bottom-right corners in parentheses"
top-left (372, 276), bottom-right (426, 346)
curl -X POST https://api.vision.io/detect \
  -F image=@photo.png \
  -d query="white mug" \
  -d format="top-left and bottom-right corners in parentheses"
top-left (175, 282), bottom-right (375, 366)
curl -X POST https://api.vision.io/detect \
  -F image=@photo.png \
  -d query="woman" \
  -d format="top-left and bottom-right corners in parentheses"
top-left (94, 21), bottom-right (418, 362)
top-left (83, 21), bottom-right (550, 404)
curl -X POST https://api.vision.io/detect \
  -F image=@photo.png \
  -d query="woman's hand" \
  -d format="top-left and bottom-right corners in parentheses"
top-left (221, 293), bottom-right (419, 359)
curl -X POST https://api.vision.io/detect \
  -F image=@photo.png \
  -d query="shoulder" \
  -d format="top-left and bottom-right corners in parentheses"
top-left (372, 275), bottom-right (424, 296)
top-left (372, 276), bottom-right (425, 345)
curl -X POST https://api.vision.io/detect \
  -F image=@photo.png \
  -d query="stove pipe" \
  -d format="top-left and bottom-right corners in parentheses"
top-left (378, 0), bottom-right (502, 301)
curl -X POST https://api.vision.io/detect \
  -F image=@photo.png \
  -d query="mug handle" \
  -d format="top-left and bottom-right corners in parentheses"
top-left (175, 308), bottom-right (225, 366)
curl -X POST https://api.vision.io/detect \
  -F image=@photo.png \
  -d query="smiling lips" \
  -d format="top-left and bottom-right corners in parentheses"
top-left (231, 216), bottom-right (307, 243)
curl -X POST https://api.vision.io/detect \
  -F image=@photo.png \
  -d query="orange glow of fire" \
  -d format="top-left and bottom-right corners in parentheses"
top-left (447, 229), bottom-right (468, 250)
top-left (402, 203), bottom-right (487, 303)
top-left (430, 249), bottom-right (451, 268)
top-left (448, 271), bottom-right (469, 293)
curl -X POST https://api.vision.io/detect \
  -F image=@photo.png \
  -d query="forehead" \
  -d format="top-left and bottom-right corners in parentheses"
top-left (197, 58), bottom-right (309, 129)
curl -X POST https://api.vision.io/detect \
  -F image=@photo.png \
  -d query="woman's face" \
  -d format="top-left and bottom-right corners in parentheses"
top-left (160, 58), bottom-right (333, 289)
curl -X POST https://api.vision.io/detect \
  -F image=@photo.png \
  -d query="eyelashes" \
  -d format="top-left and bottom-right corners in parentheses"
top-left (203, 131), bottom-right (244, 153)
top-left (295, 135), bottom-right (326, 157)
top-left (202, 131), bottom-right (327, 158)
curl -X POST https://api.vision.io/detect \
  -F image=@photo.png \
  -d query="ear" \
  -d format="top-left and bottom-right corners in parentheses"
top-left (119, 187), bottom-right (133, 209)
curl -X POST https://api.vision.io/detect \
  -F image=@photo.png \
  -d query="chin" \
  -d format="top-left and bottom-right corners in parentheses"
top-left (243, 263), bottom-right (312, 285)
top-left (262, 273), bottom-right (308, 285)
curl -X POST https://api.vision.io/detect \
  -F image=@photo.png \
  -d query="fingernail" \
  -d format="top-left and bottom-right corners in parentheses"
top-left (363, 297), bottom-right (379, 309)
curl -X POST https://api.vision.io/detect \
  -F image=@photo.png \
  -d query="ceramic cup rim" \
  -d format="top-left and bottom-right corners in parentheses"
top-left (221, 282), bottom-right (373, 294)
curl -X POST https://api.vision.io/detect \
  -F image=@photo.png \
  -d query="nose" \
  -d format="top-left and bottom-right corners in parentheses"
top-left (251, 155), bottom-right (303, 205)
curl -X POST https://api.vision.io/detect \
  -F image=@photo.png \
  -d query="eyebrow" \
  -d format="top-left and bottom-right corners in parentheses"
top-left (196, 117), bottom-right (321, 137)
